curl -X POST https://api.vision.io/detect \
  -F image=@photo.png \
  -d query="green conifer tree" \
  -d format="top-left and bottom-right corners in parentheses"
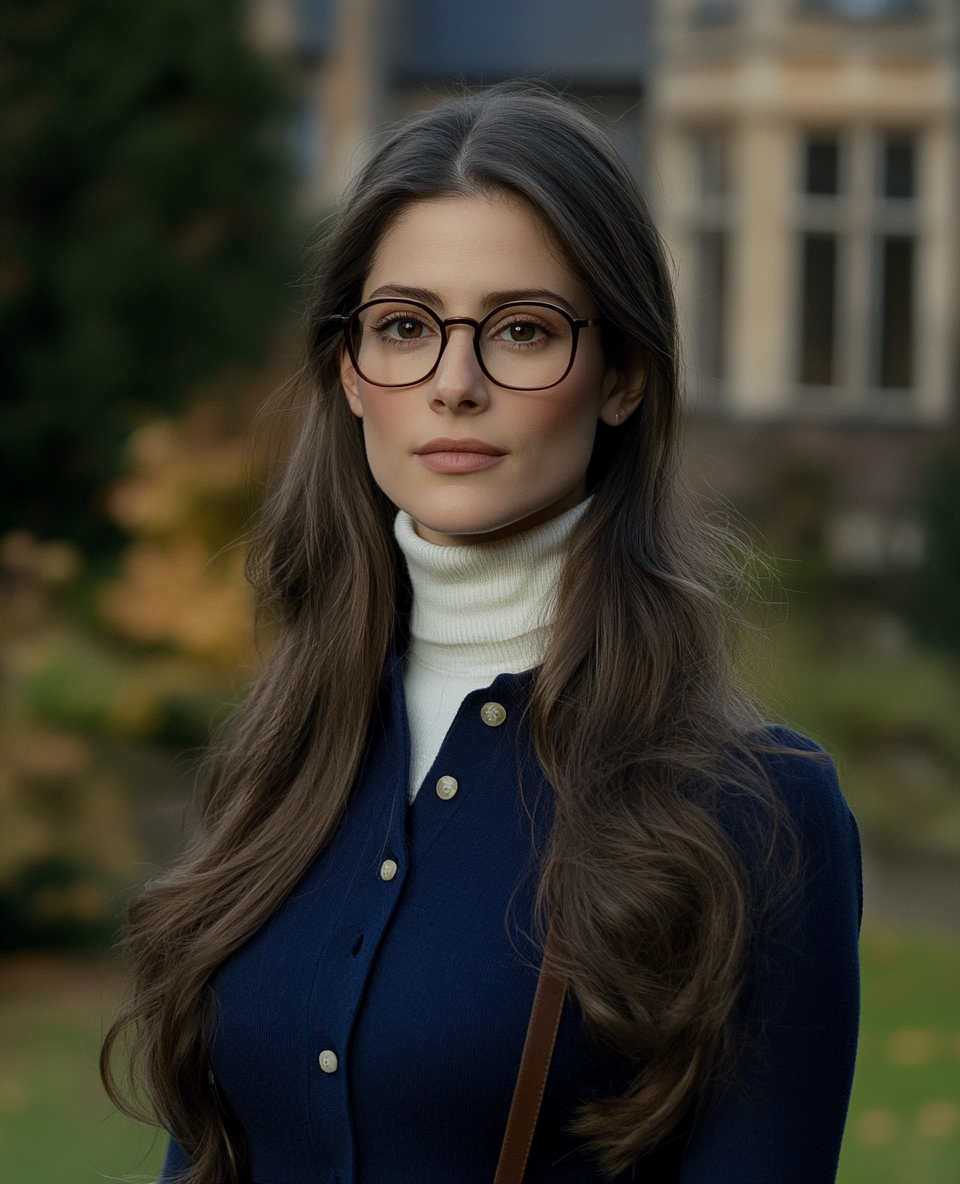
top-left (0, 0), bottom-right (297, 549)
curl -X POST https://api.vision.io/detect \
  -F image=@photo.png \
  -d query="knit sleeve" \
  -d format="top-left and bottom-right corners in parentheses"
top-left (678, 729), bottom-right (862, 1183)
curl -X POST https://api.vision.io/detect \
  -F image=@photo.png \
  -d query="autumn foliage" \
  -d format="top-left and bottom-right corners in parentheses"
top-left (0, 532), bottom-right (140, 947)
top-left (0, 383), bottom-right (279, 947)
top-left (101, 405), bottom-right (258, 674)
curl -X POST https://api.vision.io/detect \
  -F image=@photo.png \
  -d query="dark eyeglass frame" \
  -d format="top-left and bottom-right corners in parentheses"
top-left (331, 298), bottom-right (602, 391)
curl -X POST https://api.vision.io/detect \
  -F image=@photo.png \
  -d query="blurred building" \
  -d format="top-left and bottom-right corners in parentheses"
top-left (650, 0), bottom-right (958, 568)
top-left (249, 0), bottom-right (649, 207)
top-left (654, 0), bottom-right (958, 426)
top-left (250, 0), bottom-right (958, 561)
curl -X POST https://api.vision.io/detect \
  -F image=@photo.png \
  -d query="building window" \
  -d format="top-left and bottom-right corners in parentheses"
top-left (872, 134), bottom-right (918, 394)
top-left (697, 131), bottom-right (728, 197)
top-left (797, 0), bottom-right (923, 19)
top-left (799, 234), bottom-right (839, 385)
top-left (796, 135), bottom-right (844, 394)
top-left (695, 231), bottom-right (727, 383)
top-left (795, 129), bottom-right (920, 409)
top-left (805, 137), bottom-right (840, 195)
top-left (688, 131), bottom-right (730, 404)
top-left (691, 0), bottom-right (738, 25)
top-left (288, 97), bottom-right (325, 186)
top-left (883, 135), bottom-right (915, 198)
top-left (876, 237), bottom-right (914, 388)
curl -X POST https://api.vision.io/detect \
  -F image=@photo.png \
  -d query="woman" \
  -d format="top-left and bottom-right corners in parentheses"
top-left (102, 86), bottom-right (861, 1183)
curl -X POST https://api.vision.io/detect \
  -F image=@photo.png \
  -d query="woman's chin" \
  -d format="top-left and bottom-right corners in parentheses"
top-left (410, 514), bottom-right (521, 545)
top-left (407, 499), bottom-right (576, 546)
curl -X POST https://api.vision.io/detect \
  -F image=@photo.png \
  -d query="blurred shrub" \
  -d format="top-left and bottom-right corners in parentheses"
top-left (757, 466), bottom-right (835, 600)
top-left (12, 395), bottom-right (268, 752)
top-left (0, 0), bottom-right (297, 550)
top-left (753, 614), bottom-right (960, 856)
top-left (0, 726), bottom-right (140, 951)
top-left (0, 533), bottom-right (142, 949)
top-left (100, 405), bottom-right (258, 675)
top-left (0, 383), bottom-right (279, 947)
top-left (0, 388), bottom-right (273, 948)
top-left (738, 453), bottom-right (960, 855)
top-left (903, 453), bottom-right (960, 660)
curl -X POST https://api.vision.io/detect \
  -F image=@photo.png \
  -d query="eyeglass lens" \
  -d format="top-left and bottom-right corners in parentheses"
top-left (350, 301), bottom-right (576, 389)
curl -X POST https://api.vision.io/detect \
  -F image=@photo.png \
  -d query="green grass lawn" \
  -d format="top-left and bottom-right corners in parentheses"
top-left (0, 927), bottom-right (957, 1184)
top-left (0, 955), bottom-right (164, 1184)
top-left (838, 926), bottom-right (960, 1184)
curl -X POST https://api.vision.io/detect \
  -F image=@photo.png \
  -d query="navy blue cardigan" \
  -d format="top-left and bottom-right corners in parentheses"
top-left (161, 658), bottom-right (862, 1183)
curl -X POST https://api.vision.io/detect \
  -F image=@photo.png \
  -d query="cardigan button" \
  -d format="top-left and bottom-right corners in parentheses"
top-left (480, 701), bottom-right (507, 727)
top-left (319, 1050), bottom-right (338, 1074)
top-left (436, 775), bottom-right (458, 800)
top-left (380, 858), bottom-right (398, 881)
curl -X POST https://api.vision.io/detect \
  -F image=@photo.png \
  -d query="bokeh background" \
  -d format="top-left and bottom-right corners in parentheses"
top-left (0, 1), bottom-right (957, 1181)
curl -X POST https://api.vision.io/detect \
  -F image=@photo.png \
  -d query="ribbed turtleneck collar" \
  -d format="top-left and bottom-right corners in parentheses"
top-left (393, 499), bottom-right (589, 675)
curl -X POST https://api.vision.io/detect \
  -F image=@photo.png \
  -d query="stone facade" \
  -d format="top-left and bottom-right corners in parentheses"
top-left (649, 0), bottom-right (958, 429)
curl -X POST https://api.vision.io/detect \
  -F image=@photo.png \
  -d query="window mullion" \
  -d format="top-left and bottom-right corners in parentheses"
top-left (841, 126), bottom-right (875, 411)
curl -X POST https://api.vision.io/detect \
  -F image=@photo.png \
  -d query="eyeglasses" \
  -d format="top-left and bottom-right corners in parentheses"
top-left (333, 299), bottom-right (601, 391)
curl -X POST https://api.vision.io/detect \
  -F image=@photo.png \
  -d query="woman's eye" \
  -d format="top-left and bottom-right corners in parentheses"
top-left (390, 318), bottom-right (425, 339)
top-left (499, 322), bottom-right (541, 343)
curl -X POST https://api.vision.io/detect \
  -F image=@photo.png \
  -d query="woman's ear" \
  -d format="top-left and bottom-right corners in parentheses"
top-left (340, 349), bottom-right (364, 418)
top-left (598, 349), bottom-right (647, 426)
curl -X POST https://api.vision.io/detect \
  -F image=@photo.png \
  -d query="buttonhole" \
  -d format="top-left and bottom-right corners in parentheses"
top-left (352, 934), bottom-right (364, 956)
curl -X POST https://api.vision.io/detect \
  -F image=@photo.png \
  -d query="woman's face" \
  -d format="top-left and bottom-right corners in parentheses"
top-left (341, 193), bottom-right (644, 545)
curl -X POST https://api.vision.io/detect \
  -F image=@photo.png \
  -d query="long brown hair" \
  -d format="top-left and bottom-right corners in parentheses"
top-left (103, 84), bottom-right (781, 1180)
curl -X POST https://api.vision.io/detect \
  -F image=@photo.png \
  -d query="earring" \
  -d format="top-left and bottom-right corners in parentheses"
top-left (614, 410), bottom-right (621, 423)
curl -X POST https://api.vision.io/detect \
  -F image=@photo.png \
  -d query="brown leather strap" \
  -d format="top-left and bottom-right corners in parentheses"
top-left (493, 925), bottom-right (569, 1184)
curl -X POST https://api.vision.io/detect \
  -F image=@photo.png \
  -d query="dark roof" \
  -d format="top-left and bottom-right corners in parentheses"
top-left (391, 0), bottom-right (649, 86)
top-left (295, 0), bottom-right (335, 61)
top-left (297, 0), bottom-right (649, 88)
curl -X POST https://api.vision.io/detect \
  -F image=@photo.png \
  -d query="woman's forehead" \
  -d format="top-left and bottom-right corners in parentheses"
top-left (363, 193), bottom-right (591, 314)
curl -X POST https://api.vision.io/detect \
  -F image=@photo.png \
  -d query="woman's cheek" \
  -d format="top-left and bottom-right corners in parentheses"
top-left (358, 396), bottom-right (412, 497)
top-left (514, 387), bottom-right (598, 474)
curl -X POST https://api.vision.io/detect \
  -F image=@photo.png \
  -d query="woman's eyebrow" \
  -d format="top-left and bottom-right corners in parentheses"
top-left (366, 283), bottom-right (441, 306)
top-left (365, 284), bottom-right (579, 315)
top-left (483, 288), bottom-right (577, 313)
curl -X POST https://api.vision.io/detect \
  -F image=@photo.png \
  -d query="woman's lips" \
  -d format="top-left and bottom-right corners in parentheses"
top-left (415, 438), bottom-right (507, 474)
top-left (418, 451), bottom-right (505, 473)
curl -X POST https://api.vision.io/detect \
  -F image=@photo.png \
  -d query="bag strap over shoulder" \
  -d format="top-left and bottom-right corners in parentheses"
top-left (493, 925), bottom-right (569, 1184)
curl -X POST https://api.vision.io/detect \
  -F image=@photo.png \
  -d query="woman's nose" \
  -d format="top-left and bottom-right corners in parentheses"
top-left (430, 324), bottom-right (490, 413)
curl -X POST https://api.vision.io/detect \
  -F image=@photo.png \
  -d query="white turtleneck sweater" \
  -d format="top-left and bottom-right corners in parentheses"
top-left (393, 499), bottom-right (589, 800)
